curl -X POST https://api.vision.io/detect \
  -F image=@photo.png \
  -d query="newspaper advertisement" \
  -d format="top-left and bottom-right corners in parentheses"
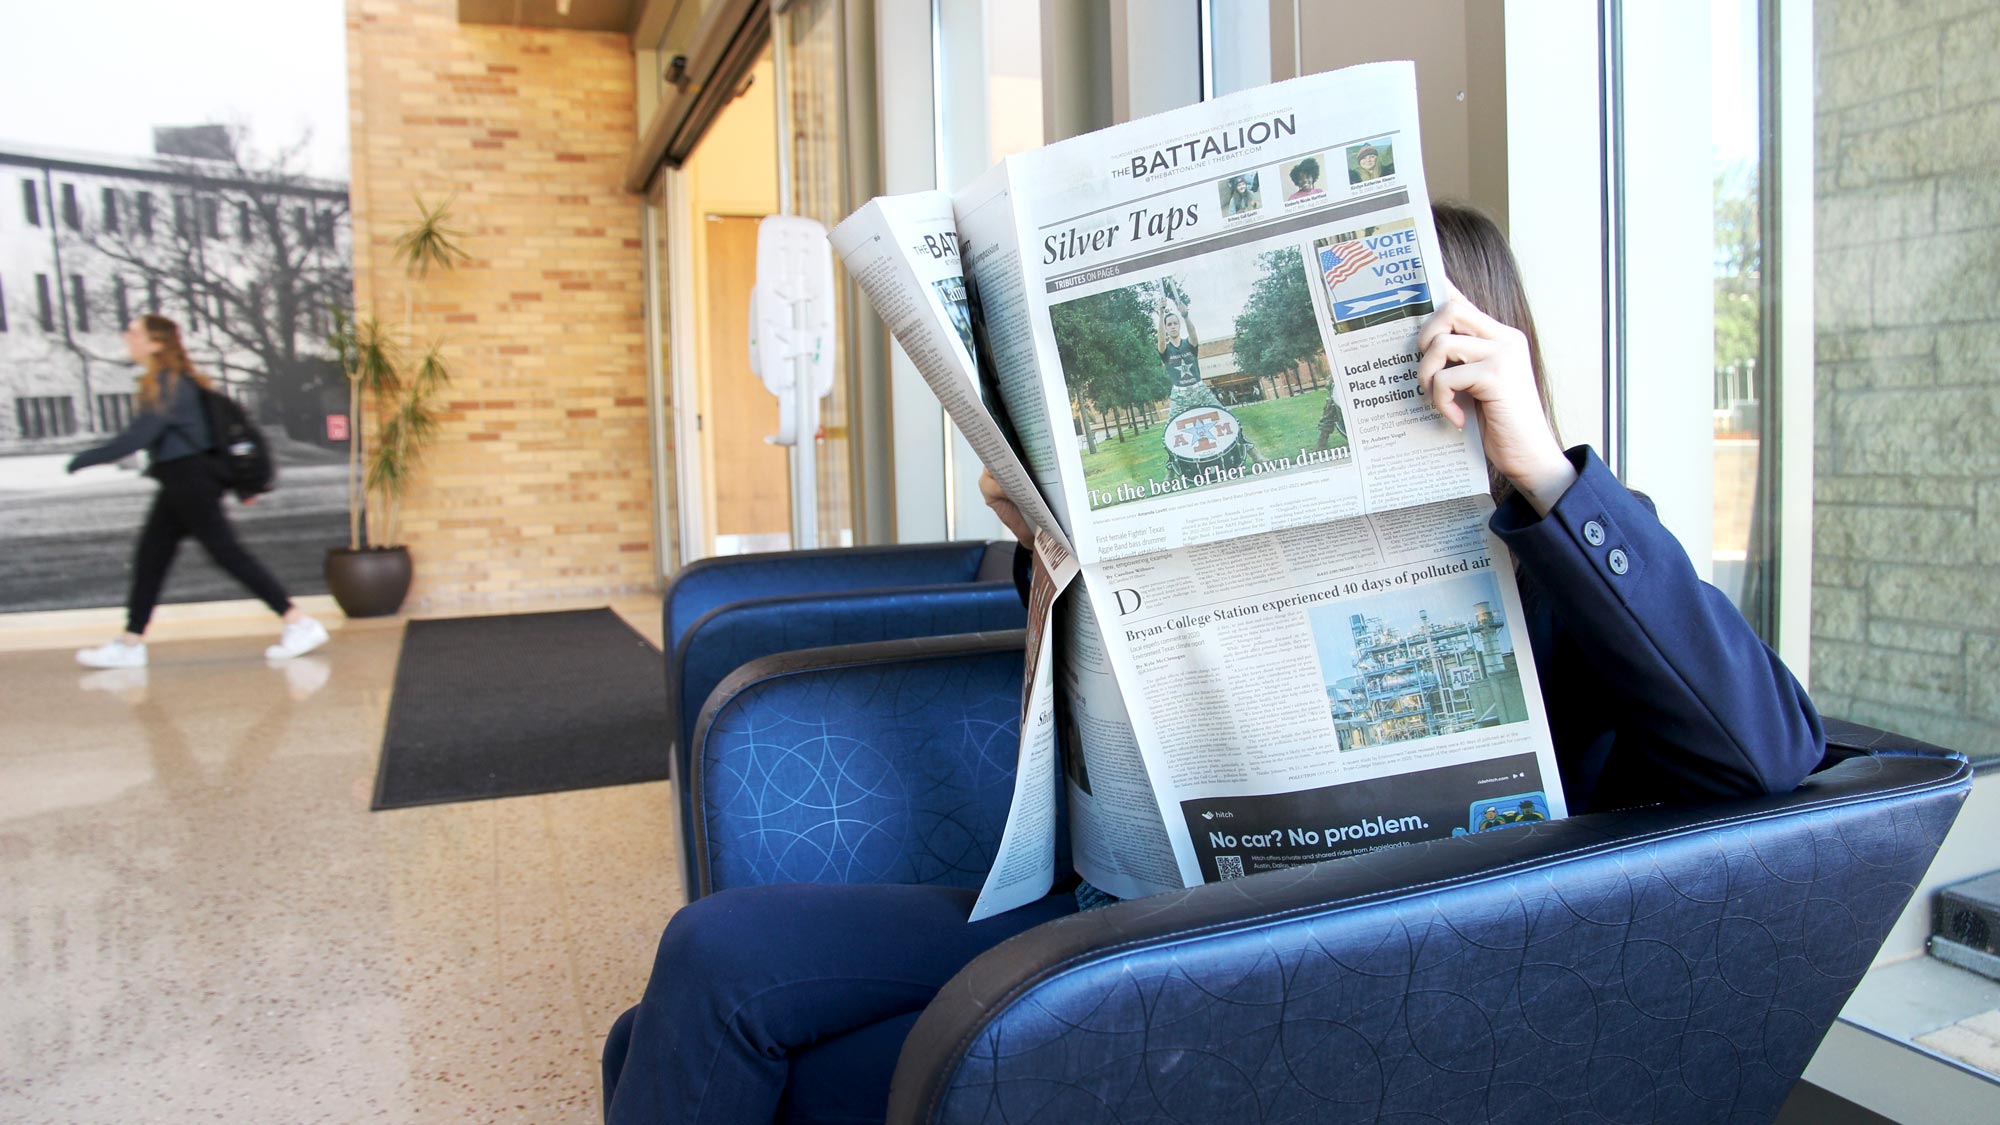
top-left (832, 62), bottom-right (1565, 918)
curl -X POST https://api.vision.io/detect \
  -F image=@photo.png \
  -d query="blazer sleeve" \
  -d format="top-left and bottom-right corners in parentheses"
top-left (1489, 446), bottom-right (1824, 800)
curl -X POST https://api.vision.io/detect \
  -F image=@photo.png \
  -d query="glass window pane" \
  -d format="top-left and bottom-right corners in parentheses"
top-left (777, 0), bottom-right (858, 547)
top-left (1711, 0), bottom-right (1774, 631)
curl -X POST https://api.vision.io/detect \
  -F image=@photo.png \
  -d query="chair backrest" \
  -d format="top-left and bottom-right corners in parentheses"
top-left (690, 631), bottom-right (1030, 898)
top-left (673, 583), bottom-right (1027, 765)
top-left (670, 585), bottom-right (1027, 887)
top-left (662, 542), bottom-right (999, 655)
top-left (889, 750), bottom-right (1972, 1124)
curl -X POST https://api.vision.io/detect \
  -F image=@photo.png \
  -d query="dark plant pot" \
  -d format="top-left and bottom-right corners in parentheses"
top-left (326, 546), bottom-right (413, 618)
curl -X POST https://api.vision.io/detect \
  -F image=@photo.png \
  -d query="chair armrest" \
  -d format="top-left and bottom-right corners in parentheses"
top-left (691, 630), bottom-right (1029, 898)
top-left (663, 542), bottom-right (1002, 651)
top-left (888, 748), bottom-right (1972, 1125)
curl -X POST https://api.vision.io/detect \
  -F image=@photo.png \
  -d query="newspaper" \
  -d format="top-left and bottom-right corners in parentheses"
top-left (832, 62), bottom-right (1565, 919)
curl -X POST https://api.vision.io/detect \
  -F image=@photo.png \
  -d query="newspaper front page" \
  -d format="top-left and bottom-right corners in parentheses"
top-left (833, 62), bottom-right (1565, 918)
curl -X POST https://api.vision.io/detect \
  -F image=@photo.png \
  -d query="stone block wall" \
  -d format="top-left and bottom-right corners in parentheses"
top-left (346, 0), bottom-right (654, 608)
top-left (1813, 0), bottom-right (2000, 755)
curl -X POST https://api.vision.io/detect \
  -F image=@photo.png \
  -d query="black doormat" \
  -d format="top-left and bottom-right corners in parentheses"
top-left (371, 609), bottom-right (668, 810)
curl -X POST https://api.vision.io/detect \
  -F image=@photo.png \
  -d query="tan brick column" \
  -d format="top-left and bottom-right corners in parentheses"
top-left (347, 0), bottom-right (653, 608)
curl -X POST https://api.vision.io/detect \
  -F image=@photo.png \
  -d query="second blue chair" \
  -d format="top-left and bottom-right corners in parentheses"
top-left (663, 541), bottom-right (1024, 895)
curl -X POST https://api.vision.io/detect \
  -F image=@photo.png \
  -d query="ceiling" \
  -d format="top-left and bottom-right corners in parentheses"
top-left (456, 0), bottom-right (636, 33)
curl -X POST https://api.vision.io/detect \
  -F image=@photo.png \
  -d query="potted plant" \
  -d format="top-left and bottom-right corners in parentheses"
top-left (324, 197), bottom-right (466, 617)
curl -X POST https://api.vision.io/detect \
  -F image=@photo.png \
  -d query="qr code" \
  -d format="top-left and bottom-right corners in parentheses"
top-left (1215, 855), bottom-right (1246, 880)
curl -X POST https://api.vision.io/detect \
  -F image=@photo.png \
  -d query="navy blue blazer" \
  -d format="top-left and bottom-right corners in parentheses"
top-left (1017, 445), bottom-right (1823, 816)
top-left (1492, 446), bottom-right (1823, 812)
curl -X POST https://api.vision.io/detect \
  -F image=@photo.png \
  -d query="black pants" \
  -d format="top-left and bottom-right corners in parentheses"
top-left (126, 458), bottom-right (291, 634)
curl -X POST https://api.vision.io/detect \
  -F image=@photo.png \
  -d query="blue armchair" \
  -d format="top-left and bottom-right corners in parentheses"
top-left (686, 632), bottom-right (1972, 1123)
top-left (664, 542), bottom-right (1024, 893)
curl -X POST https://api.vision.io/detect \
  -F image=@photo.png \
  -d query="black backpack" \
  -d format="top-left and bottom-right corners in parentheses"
top-left (194, 385), bottom-right (277, 500)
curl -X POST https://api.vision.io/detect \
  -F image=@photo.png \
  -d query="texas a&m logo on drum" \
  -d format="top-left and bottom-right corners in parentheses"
top-left (1164, 406), bottom-right (1242, 461)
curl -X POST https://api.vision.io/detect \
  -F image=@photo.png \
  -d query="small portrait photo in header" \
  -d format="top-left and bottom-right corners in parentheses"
top-left (1283, 155), bottom-right (1327, 203)
top-left (1217, 172), bottom-right (1263, 217)
top-left (1346, 138), bottom-right (1396, 185)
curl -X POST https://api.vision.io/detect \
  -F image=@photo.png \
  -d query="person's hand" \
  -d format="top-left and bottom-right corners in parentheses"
top-left (978, 470), bottom-right (1034, 546)
top-left (1416, 295), bottom-right (1576, 516)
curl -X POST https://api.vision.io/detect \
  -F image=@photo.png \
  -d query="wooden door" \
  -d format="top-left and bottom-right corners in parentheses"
top-left (700, 213), bottom-right (791, 548)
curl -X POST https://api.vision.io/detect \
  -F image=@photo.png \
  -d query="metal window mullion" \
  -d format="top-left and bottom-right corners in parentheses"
top-left (1599, 0), bottom-right (1627, 479)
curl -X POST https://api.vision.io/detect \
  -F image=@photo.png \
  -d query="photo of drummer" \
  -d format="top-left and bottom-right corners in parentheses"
top-left (1048, 243), bottom-right (1343, 511)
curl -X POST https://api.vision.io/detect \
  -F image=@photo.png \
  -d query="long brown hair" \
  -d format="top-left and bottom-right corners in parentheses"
top-left (1430, 203), bottom-right (1559, 501)
top-left (133, 314), bottom-right (214, 412)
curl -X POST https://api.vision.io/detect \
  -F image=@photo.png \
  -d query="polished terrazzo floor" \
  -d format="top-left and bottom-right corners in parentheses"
top-left (0, 600), bottom-right (684, 1123)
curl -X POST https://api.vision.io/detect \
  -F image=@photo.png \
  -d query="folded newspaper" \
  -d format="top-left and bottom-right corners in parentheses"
top-left (830, 62), bottom-right (1564, 920)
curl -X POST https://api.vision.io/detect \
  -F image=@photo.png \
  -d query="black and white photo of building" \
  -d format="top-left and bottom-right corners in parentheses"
top-left (0, 127), bottom-right (352, 612)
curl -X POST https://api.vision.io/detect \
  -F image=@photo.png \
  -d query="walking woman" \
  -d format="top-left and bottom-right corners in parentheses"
top-left (67, 315), bottom-right (328, 669)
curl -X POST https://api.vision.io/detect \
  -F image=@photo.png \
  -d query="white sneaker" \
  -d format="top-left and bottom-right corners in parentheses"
top-left (77, 640), bottom-right (147, 668)
top-left (266, 617), bottom-right (330, 660)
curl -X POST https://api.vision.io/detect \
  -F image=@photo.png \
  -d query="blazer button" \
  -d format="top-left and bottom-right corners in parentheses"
top-left (1583, 519), bottom-right (1606, 547)
top-left (1608, 547), bottom-right (1629, 575)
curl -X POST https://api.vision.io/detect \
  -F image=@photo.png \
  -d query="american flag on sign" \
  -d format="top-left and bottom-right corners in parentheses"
top-left (1321, 239), bottom-right (1377, 287)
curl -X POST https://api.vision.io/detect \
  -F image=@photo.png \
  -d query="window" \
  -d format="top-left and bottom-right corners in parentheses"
top-left (102, 187), bottom-right (120, 232)
top-left (60, 183), bottom-right (80, 230)
top-left (15, 396), bottom-right (78, 439)
top-left (316, 209), bottom-right (335, 247)
top-left (173, 195), bottom-right (192, 237)
top-left (113, 276), bottom-right (129, 326)
top-left (294, 206), bottom-right (312, 247)
top-left (21, 179), bottom-right (39, 226)
top-left (237, 201), bottom-right (252, 242)
top-left (136, 192), bottom-right (154, 236)
top-left (146, 277), bottom-right (160, 315)
top-left (70, 275), bottom-right (88, 333)
top-left (182, 280), bottom-right (199, 331)
top-left (96, 392), bottom-right (134, 432)
top-left (0, 276), bottom-right (8, 332)
top-left (202, 196), bottom-right (221, 239)
top-left (34, 274), bottom-right (53, 332)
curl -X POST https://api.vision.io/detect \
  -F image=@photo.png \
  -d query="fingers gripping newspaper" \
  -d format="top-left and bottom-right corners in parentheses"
top-left (832, 63), bottom-right (1564, 920)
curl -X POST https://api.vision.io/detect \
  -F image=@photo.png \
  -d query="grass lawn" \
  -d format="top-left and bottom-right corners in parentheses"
top-left (1076, 392), bottom-right (1347, 508)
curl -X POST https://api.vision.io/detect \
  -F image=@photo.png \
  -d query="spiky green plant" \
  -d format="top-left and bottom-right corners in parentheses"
top-left (327, 196), bottom-right (467, 551)
top-left (364, 343), bottom-right (451, 548)
top-left (329, 310), bottom-right (401, 550)
top-left (393, 195), bottom-right (470, 279)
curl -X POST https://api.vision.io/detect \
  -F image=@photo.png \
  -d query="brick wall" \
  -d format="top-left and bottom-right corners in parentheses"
top-left (347, 0), bottom-right (654, 608)
top-left (1813, 0), bottom-right (2000, 755)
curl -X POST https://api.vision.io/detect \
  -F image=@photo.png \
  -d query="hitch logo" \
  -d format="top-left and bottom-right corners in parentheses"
top-left (1164, 407), bottom-right (1241, 461)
